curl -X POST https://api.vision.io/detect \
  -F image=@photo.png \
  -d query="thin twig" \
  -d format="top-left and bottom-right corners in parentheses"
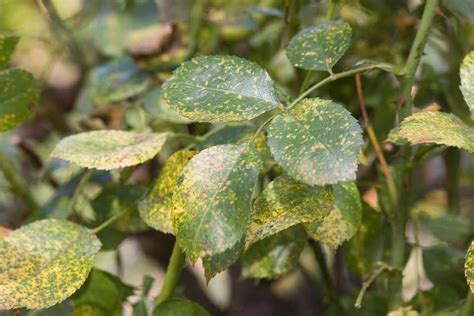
top-left (92, 206), bottom-right (133, 234)
top-left (355, 262), bottom-right (394, 309)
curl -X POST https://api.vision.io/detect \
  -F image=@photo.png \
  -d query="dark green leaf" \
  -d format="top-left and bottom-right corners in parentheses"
top-left (267, 98), bottom-right (363, 186)
top-left (162, 55), bottom-right (281, 122)
top-left (197, 123), bottom-right (256, 149)
top-left (0, 35), bottom-right (19, 68)
top-left (202, 239), bottom-right (244, 282)
top-left (286, 21), bottom-right (352, 72)
top-left (173, 142), bottom-right (262, 262)
top-left (153, 298), bottom-right (209, 316)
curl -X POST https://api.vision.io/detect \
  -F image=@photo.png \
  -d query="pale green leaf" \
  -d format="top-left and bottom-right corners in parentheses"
top-left (139, 150), bottom-right (198, 234)
top-left (267, 98), bottom-right (363, 186)
top-left (0, 68), bottom-right (40, 131)
top-left (305, 182), bottom-right (362, 249)
top-left (0, 35), bottom-right (19, 68)
top-left (443, 0), bottom-right (474, 22)
top-left (50, 130), bottom-right (168, 170)
top-left (88, 56), bottom-right (152, 105)
top-left (0, 219), bottom-right (102, 309)
top-left (466, 241), bottom-right (474, 293)
top-left (387, 111), bottom-right (474, 153)
top-left (286, 21), bottom-right (352, 72)
top-left (141, 88), bottom-right (191, 124)
top-left (246, 175), bottom-right (333, 246)
top-left (173, 142), bottom-right (262, 262)
top-left (153, 298), bottom-right (209, 316)
top-left (460, 51), bottom-right (474, 115)
top-left (242, 225), bottom-right (306, 280)
top-left (162, 55), bottom-right (281, 122)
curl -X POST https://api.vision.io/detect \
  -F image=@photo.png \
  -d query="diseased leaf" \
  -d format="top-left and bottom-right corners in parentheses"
top-left (162, 55), bottom-right (281, 122)
top-left (460, 51), bottom-right (474, 115)
top-left (466, 241), bottom-right (474, 293)
top-left (88, 56), bottom-right (152, 105)
top-left (387, 111), bottom-right (474, 153)
top-left (0, 219), bottom-right (102, 309)
top-left (0, 68), bottom-right (40, 131)
top-left (153, 298), bottom-right (209, 316)
top-left (286, 21), bottom-right (352, 72)
top-left (246, 175), bottom-right (333, 246)
top-left (305, 182), bottom-right (362, 249)
top-left (141, 88), bottom-right (191, 124)
top-left (71, 269), bottom-right (134, 315)
top-left (50, 130), bottom-right (168, 170)
top-left (267, 98), bottom-right (363, 186)
top-left (202, 239), bottom-right (244, 282)
top-left (242, 226), bottom-right (306, 280)
top-left (0, 35), bottom-right (19, 68)
top-left (139, 150), bottom-right (198, 234)
top-left (173, 142), bottom-right (262, 262)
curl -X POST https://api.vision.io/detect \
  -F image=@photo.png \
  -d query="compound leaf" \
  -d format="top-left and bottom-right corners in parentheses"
top-left (51, 130), bottom-right (168, 170)
top-left (246, 175), bottom-right (333, 246)
top-left (267, 98), bottom-right (363, 186)
top-left (173, 142), bottom-right (262, 263)
top-left (0, 219), bottom-right (102, 309)
top-left (305, 182), bottom-right (362, 249)
top-left (153, 298), bottom-right (209, 316)
top-left (286, 21), bottom-right (352, 72)
top-left (0, 35), bottom-right (19, 68)
top-left (466, 241), bottom-right (474, 293)
top-left (460, 51), bottom-right (474, 115)
top-left (387, 111), bottom-right (474, 153)
top-left (0, 68), bottom-right (40, 132)
top-left (139, 150), bottom-right (198, 234)
top-left (242, 225), bottom-right (306, 280)
top-left (162, 55), bottom-right (281, 122)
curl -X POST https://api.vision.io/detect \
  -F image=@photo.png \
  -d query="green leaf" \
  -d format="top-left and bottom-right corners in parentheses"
top-left (443, 0), bottom-right (474, 23)
top-left (71, 269), bottom-right (134, 315)
top-left (141, 88), bottom-right (191, 124)
top-left (153, 298), bottom-right (209, 316)
top-left (267, 98), bottom-right (363, 186)
top-left (387, 111), bottom-right (474, 153)
top-left (460, 51), bottom-right (474, 115)
top-left (466, 241), bottom-right (474, 293)
top-left (50, 130), bottom-right (168, 170)
top-left (0, 219), bottom-right (102, 309)
top-left (162, 55), bottom-right (281, 122)
top-left (305, 182), bottom-right (362, 249)
top-left (0, 35), bottom-right (19, 68)
top-left (88, 56), bottom-right (152, 105)
top-left (197, 123), bottom-right (256, 149)
top-left (246, 175), bottom-right (333, 246)
top-left (139, 150), bottom-right (198, 234)
top-left (286, 21), bottom-right (352, 72)
top-left (202, 239), bottom-right (244, 282)
top-left (0, 68), bottom-right (40, 131)
top-left (173, 142), bottom-right (262, 262)
top-left (242, 225), bottom-right (306, 279)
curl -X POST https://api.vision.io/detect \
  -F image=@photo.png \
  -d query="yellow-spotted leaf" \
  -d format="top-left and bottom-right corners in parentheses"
top-left (267, 98), bottom-right (363, 186)
top-left (460, 51), bottom-right (474, 115)
top-left (139, 150), bottom-right (198, 234)
top-left (242, 226), bottom-right (306, 280)
top-left (202, 239), bottom-right (244, 282)
top-left (173, 142), bottom-right (262, 262)
top-left (0, 35), bottom-right (19, 68)
top-left (0, 219), bottom-right (101, 310)
top-left (51, 130), bottom-right (169, 170)
top-left (162, 55), bottom-right (281, 122)
top-left (387, 111), bottom-right (474, 153)
top-left (286, 21), bottom-right (352, 72)
top-left (466, 241), bottom-right (474, 293)
top-left (305, 182), bottom-right (362, 249)
top-left (246, 175), bottom-right (333, 247)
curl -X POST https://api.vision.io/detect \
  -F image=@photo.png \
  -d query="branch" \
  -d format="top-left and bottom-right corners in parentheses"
top-left (156, 242), bottom-right (186, 305)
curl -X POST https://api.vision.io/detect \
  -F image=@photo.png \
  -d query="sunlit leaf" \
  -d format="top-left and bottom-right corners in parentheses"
top-left (162, 55), bottom-right (281, 122)
top-left (153, 298), bottom-right (209, 316)
top-left (0, 35), bottom-right (19, 68)
top-left (466, 241), bottom-right (474, 293)
top-left (0, 68), bottom-right (40, 131)
top-left (286, 21), bottom-right (352, 72)
top-left (139, 150), bottom-right (198, 234)
top-left (305, 182), bottom-right (362, 249)
top-left (173, 142), bottom-right (262, 262)
top-left (460, 51), bottom-right (474, 115)
top-left (267, 98), bottom-right (363, 186)
top-left (0, 219), bottom-right (101, 309)
top-left (51, 130), bottom-right (168, 170)
top-left (242, 226), bottom-right (306, 279)
top-left (387, 111), bottom-right (474, 153)
top-left (246, 175), bottom-right (333, 246)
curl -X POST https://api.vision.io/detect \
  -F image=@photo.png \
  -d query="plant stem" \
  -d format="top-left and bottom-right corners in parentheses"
top-left (444, 147), bottom-right (460, 214)
top-left (92, 207), bottom-right (132, 234)
top-left (156, 242), bottom-right (186, 305)
top-left (0, 148), bottom-right (40, 219)
top-left (354, 262), bottom-right (393, 309)
top-left (326, 0), bottom-right (339, 20)
top-left (459, 292), bottom-right (474, 316)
